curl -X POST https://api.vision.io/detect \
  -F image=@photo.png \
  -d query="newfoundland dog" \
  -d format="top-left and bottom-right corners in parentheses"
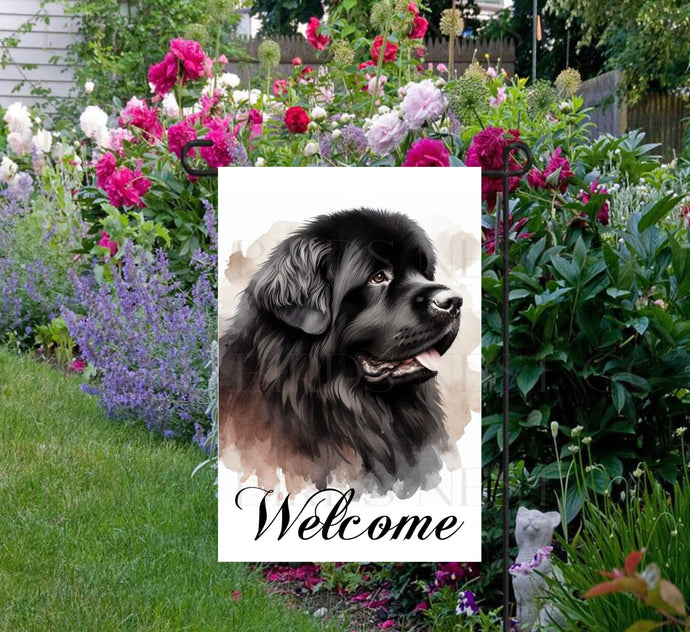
top-left (219, 208), bottom-right (462, 496)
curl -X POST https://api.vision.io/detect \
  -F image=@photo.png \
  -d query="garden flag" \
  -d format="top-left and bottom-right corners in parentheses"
top-left (217, 167), bottom-right (482, 561)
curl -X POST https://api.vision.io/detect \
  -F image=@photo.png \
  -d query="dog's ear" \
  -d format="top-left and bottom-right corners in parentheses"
top-left (252, 237), bottom-right (332, 335)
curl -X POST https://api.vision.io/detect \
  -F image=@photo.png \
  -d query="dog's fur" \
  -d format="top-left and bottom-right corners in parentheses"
top-left (219, 208), bottom-right (462, 496)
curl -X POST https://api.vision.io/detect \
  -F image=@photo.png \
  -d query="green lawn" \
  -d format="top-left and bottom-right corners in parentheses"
top-left (0, 349), bottom-right (327, 631)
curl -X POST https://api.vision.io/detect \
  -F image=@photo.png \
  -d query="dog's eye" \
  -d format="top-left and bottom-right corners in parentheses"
top-left (370, 270), bottom-right (389, 285)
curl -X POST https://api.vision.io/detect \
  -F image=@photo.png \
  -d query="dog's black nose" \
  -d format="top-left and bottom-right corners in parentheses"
top-left (430, 289), bottom-right (462, 318)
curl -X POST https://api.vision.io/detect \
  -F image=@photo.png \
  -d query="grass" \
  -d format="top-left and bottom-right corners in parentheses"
top-left (0, 348), bottom-right (329, 631)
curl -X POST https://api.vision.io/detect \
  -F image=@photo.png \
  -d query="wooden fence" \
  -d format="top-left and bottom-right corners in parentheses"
top-left (579, 70), bottom-right (688, 160)
top-left (226, 35), bottom-right (515, 85)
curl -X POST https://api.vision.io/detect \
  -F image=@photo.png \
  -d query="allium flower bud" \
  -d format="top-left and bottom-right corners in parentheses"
top-left (258, 40), bottom-right (281, 70)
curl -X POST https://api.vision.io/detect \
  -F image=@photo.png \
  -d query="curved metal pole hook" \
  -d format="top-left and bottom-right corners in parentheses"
top-left (180, 140), bottom-right (219, 178)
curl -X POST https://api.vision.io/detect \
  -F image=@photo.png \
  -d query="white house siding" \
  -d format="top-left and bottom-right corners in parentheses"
top-left (0, 0), bottom-right (78, 108)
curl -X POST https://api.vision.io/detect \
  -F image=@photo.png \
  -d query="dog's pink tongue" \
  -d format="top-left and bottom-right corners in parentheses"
top-left (415, 349), bottom-right (442, 372)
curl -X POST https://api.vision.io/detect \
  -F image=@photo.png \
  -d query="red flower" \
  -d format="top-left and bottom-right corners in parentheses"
top-left (683, 204), bottom-right (690, 226)
top-left (98, 231), bottom-right (118, 257)
top-left (409, 16), bottom-right (428, 39)
top-left (284, 106), bottom-right (310, 134)
top-left (231, 590), bottom-right (242, 602)
top-left (371, 36), bottom-right (398, 63)
top-left (105, 166), bottom-right (151, 208)
top-left (408, 2), bottom-right (419, 14)
top-left (359, 60), bottom-right (376, 70)
top-left (306, 17), bottom-right (330, 50)
top-left (465, 127), bottom-right (523, 210)
top-left (403, 138), bottom-right (450, 167)
top-left (95, 152), bottom-right (117, 190)
top-left (166, 119), bottom-right (197, 159)
top-left (292, 56), bottom-right (302, 66)
top-left (148, 39), bottom-right (209, 96)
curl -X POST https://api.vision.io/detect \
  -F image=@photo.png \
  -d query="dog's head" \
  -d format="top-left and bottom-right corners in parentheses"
top-left (249, 208), bottom-right (462, 389)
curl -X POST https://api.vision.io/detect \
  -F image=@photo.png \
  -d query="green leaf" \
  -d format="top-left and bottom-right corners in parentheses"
top-left (550, 256), bottom-right (579, 285)
top-left (637, 194), bottom-right (683, 232)
top-left (517, 363), bottom-right (544, 398)
top-left (611, 380), bottom-right (626, 413)
top-left (573, 236), bottom-right (587, 270)
top-left (523, 410), bottom-right (543, 427)
top-left (606, 288), bottom-right (630, 298)
top-left (612, 373), bottom-right (651, 392)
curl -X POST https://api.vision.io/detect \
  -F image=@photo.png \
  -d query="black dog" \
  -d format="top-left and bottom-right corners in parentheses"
top-left (219, 208), bottom-right (462, 495)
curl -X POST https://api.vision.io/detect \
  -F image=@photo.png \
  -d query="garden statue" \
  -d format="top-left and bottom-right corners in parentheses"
top-left (511, 506), bottom-right (564, 630)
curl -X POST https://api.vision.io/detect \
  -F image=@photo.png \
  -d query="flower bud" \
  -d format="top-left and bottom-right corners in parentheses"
top-left (550, 421), bottom-right (559, 439)
top-left (254, 157), bottom-right (266, 167)
top-left (304, 141), bottom-right (319, 157)
top-left (85, 80), bottom-right (95, 94)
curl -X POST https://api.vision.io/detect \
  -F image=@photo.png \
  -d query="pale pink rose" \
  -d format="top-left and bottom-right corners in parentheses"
top-left (367, 74), bottom-right (387, 97)
top-left (400, 79), bottom-right (446, 130)
top-left (490, 85), bottom-right (507, 107)
top-left (8, 130), bottom-right (32, 156)
top-left (366, 110), bottom-right (408, 155)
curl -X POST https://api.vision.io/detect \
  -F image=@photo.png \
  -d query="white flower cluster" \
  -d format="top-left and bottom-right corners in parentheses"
top-left (202, 72), bottom-right (241, 98)
top-left (0, 155), bottom-right (18, 184)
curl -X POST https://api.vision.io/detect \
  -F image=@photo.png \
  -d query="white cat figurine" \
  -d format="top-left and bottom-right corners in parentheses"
top-left (511, 506), bottom-right (564, 630)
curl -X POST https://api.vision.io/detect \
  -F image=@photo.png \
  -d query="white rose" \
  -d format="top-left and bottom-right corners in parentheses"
top-left (84, 80), bottom-right (95, 94)
top-left (32, 129), bottom-right (53, 153)
top-left (0, 155), bottom-right (18, 183)
top-left (4, 102), bottom-right (32, 134)
top-left (162, 92), bottom-right (180, 118)
top-left (304, 141), bottom-right (319, 157)
top-left (79, 105), bottom-right (109, 145)
top-left (310, 106), bottom-right (327, 121)
top-left (219, 72), bottom-right (240, 89)
top-left (8, 130), bottom-right (32, 156)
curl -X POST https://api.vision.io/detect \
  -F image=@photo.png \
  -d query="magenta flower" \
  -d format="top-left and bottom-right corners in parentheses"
top-left (403, 138), bottom-right (450, 166)
top-left (167, 119), bottom-right (197, 159)
top-left (199, 117), bottom-right (238, 168)
top-left (148, 38), bottom-right (209, 96)
top-left (118, 98), bottom-right (164, 141)
top-left (577, 176), bottom-right (610, 225)
top-left (483, 215), bottom-right (532, 254)
top-left (97, 230), bottom-right (118, 257)
top-left (105, 166), bottom-right (152, 208)
top-left (70, 357), bottom-right (87, 372)
top-left (378, 620), bottom-right (396, 630)
top-left (528, 147), bottom-right (573, 193)
top-left (95, 152), bottom-right (117, 190)
top-left (306, 17), bottom-right (330, 50)
top-left (465, 127), bottom-right (522, 210)
top-left (409, 15), bottom-right (428, 39)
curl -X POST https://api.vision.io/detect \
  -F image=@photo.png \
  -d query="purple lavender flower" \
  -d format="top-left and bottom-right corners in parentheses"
top-left (62, 241), bottom-right (217, 439)
top-left (455, 590), bottom-right (479, 616)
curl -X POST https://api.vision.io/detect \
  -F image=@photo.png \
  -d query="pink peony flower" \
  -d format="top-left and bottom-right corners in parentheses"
top-left (118, 98), bottom-right (164, 141)
top-left (490, 85), bottom-right (507, 107)
top-left (170, 38), bottom-right (209, 83)
top-left (292, 56), bottom-right (302, 66)
top-left (408, 2), bottom-right (419, 14)
top-left (70, 357), bottom-right (87, 372)
top-left (367, 74), bottom-right (387, 97)
top-left (273, 79), bottom-right (290, 97)
top-left (401, 79), bottom-right (446, 129)
top-left (359, 60), bottom-right (376, 71)
top-left (108, 127), bottom-right (134, 154)
top-left (148, 38), bottom-right (209, 96)
top-left (409, 15), bottom-right (428, 39)
top-left (483, 216), bottom-right (531, 254)
top-left (148, 54), bottom-right (178, 97)
top-left (95, 152), bottom-right (117, 190)
top-left (371, 36), bottom-right (398, 63)
top-left (167, 119), bottom-right (197, 159)
top-left (306, 17), bottom-right (330, 50)
top-left (105, 166), bottom-right (151, 208)
top-left (437, 62), bottom-right (448, 74)
top-left (200, 117), bottom-right (236, 168)
top-left (403, 138), bottom-right (450, 166)
top-left (97, 230), bottom-right (118, 257)
top-left (366, 111), bottom-right (408, 155)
